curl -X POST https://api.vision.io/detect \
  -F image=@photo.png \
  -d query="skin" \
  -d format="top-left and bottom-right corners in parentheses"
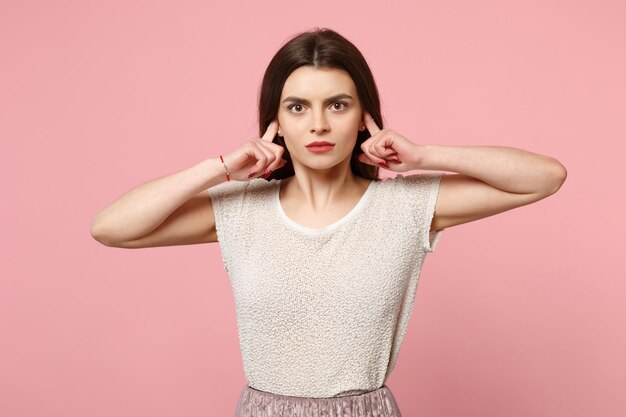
top-left (276, 66), bottom-right (374, 229)
top-left (91, 66), bottom-right (566, 248)
top-left (274, 65), bottom-right (567, 234)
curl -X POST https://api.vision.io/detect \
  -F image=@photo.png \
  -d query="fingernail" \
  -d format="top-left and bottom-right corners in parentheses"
top-left (248, 172), bottom-right (256, 178)
top-left (378, 161), bottom-right (389, 168)
top-left (263, 169), bottom-right (272, 179)
top-left (389, 158), bottom-right (402, 163)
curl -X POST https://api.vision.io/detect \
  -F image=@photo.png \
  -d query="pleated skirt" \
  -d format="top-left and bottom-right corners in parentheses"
top-left (233, 384), bottom-right (403, 417)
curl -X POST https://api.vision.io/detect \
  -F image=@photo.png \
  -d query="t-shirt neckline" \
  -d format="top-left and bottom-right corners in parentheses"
top-left (274, 178), bottom-right (377, 236)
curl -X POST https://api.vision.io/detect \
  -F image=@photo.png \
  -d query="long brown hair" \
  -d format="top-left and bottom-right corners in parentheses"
top-left (259, 27), bottom-right (384, 181)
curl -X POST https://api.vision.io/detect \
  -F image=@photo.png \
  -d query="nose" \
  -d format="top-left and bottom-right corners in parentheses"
top-left (310, 109), bottom-right (330, 135)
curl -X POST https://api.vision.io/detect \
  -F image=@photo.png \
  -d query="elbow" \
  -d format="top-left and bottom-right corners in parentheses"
top-left (545, 159), bottom-right (568, 195)
top-left (90, 217), bottom-right (114, 246)
top-left (90, 219), bottom-right (133, 248)
top-left (90, 224), bottom-right (107, 246)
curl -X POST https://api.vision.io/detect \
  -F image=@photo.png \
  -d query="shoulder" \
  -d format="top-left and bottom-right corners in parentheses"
top-left (208, 179), bottom-right (249, 197)
top-left (208, 178), bottom-right (276, 206)
top-left (379, 173), bottom-right (445, 211)
top-left (248, 177), bottom-right (276, 191)
top-left (376, 172), bottom-right (441, 190)
top-left (207, 179), bottom-right (251, 214)
top-left (208, 177), bottom-right (274, 194)
top-left (393, 172), bottom-right (444, 185)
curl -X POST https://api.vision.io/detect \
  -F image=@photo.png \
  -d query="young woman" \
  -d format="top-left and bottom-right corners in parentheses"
top-left (91, 28), bottom-right (567, 417)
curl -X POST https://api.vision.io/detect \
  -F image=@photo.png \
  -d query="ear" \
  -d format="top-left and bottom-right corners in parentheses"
top-left (275, 118), bottom-right (282, 137)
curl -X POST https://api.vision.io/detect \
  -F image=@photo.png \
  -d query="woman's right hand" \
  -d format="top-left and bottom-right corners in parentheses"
top-left (219, 120), bottom-right (288, 182)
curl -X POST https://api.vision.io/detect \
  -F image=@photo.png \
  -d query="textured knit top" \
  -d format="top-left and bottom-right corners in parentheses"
top-left (207, 172), bottom-right (444, 398)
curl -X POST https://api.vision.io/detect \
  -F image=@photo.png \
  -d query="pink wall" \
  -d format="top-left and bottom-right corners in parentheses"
top-left (1, 1), bottom-right (624, 416)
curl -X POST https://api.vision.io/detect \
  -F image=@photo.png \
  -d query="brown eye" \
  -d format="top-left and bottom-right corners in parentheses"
top-left (288, 104), bottom-right (303, 112)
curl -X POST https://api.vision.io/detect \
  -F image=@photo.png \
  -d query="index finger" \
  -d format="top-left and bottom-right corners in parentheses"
top-left (261, 119), bottom-right (279, 142)
top-left (363, 111), bottom-right (381, 135)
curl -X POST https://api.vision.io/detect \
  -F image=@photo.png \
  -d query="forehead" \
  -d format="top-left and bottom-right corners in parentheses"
top-left (281, 66), bottom-right (356, 98)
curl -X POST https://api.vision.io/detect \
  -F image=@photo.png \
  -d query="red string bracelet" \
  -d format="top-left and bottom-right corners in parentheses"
top-left (219, 155), bottom-right (231, 182)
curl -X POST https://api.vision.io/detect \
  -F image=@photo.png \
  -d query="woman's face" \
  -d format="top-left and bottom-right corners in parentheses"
top-left (277, 66), bottom-right (364, 171)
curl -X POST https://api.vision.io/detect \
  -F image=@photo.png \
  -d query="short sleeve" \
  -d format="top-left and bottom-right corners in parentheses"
top-left (207, 180), bottom-right (249, 272)
top-left (396, 172), bottom-right (445, 253)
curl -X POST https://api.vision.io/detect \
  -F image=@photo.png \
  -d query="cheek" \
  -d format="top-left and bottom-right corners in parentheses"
top-left (280, 119), bottom-right (305, 135)
top-left (337, 117), bottom-right (361, 134)
top-left (338, 134), bottom-right (359, 154)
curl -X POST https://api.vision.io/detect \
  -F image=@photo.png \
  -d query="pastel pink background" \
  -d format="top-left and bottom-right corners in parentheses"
top-left (1, 1), bottom-right (624, 416)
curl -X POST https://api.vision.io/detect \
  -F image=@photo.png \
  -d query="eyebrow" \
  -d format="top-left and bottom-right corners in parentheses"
top-left (281, 93), bottom-right (354, 105)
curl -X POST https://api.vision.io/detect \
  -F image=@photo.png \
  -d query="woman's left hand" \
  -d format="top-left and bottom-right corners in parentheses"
top-left (358, 111), bottom-right (426, 171)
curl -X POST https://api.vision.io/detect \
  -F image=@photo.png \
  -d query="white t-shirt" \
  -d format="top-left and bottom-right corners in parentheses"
top-left (208, 172), bottom-right (444, 398)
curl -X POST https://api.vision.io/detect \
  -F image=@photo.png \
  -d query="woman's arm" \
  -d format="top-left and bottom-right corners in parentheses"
top-left (410, 145), bottom-right (567, 232)
top-left (90, 158), bottom-right (225, 247)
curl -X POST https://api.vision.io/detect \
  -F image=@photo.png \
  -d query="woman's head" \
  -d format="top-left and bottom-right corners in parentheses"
top-left (258, 27), bottom-right (384, 180)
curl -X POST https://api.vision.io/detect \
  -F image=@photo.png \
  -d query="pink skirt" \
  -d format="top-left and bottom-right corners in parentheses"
top-left (233, 384), bottom-right (403, 417)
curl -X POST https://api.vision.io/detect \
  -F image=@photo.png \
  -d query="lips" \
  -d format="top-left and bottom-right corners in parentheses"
top-left (306, 141), bottom-right (335, 147)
